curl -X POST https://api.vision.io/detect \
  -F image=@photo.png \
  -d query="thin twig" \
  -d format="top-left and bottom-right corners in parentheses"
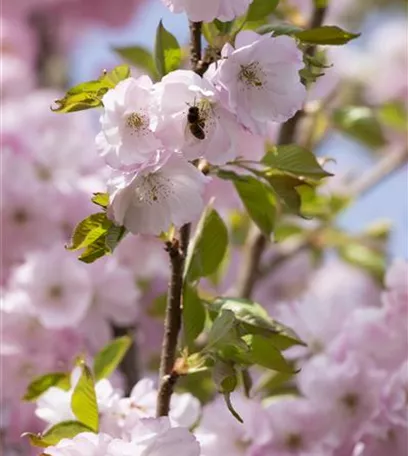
top-left (235, 5), bottom-right (328, 299)
top-left (156, 21), bottom-right (203, 417)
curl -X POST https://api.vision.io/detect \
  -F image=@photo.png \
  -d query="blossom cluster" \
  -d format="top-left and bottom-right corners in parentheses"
top-left (194, 260), bottom-right (408, 456)
top-left (95, 31), bottom-right (306, 235)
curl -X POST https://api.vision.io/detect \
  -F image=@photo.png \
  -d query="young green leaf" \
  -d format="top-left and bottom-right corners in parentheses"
top-left (22, 421), bottom-right (94, 448)
top-left (71, 363), bottom-right (99, 432)
top-left (99, 65), bottom-right (131, 88)
top-left (234, 176), bottom-right (276, 236)
top-left (266, 175), bottom-right (304, 215)
top-left (23, 372), bottom-right (70, 402)
top-left (185, 207), bottom-right (229, 282)
top-left (295, 26), bottom-right (361, 45)
top-left (93, 336), bottom-right (132, 382)
top-left (154, 20), bottom-right (182, 77)
top-left (67, 213), bottom-right (109, 252)
top-left (332, 106), bottom-right (386, 149)
top-left (246, 0), bottom-right (279, 22)
top-left (52, 65), bottom-right (130, 113)
top-left (114, 46), bottom-right (159, 79)
top-left (262, 145), bottom-right (332, 180)
top-left (213, 358), bottom-right (237, 393)
top-left (207, 297), bottom-right (305, 349)
top-left (183, 285), bottom-right (206, 349)
top-left (205, 309), bottom-right (237, 349)
top-left (242, 335), bottom-right (296, 372)
top-left (91, 193), bottom-right (109, 209)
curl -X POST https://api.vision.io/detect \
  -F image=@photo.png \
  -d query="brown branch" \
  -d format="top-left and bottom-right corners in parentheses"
top-left (156, 21), bottom-right (203, 417)
top-left (235, 5), bottom-right (328, 300)
top-left (156, 240), bottom-right (185, 416)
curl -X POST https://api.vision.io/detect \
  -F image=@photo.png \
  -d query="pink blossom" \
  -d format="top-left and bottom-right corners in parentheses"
top-left (96, 76), bottom-right (162, 169)
top-left (9, 245), bottom-right (93, 329)
top-left (253, 397), bottom-right (333, 456)
top-left (152, 70), bottom-right (239, 164)
top-left (108, 151), bottom-right (209, 235)
top-left (100, 378), bottom-right (200, 437)
top-left (298, 354), bottom-right (383, 446)
top-left (43, 432), bottom-right (116, 456)
top-left (380, 361), bottom-right (408, 428)
top-left (211, 31), bottom-right (306, 134)
top-left (274, 261), bottom-right (380, 358)
top-left (195, 394), bottom-right (272, 455)
top-left (161, 0), bottom-right (253, 22)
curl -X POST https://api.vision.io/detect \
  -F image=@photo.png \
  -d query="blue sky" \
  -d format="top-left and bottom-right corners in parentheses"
top-left (73, 0), bottom-right (408, 259)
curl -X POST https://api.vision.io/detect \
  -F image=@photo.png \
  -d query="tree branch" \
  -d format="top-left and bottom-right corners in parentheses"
top-left (235, 5), bottom-right (328, 300)
top-left (156, 21), bottom-right (203, 417)
top-left (156, 240), bottom-right (185, 416)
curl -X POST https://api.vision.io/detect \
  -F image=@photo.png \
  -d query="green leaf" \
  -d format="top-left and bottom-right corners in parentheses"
top-left (67, 213), bottom-right (109, 252)
top-left (68, 212), bottom-right (126, 264)
top-left (183, 286), bottom-right (206, 349)
top-left (154, 20), bottom-right (182, 77)
top-left (185, 207), bottom-right (229, 282)
top-left (266, 175), bottom-right (304, 215)
top-left (246, 0), bottom-right (279, 22)
top-left (52, 65), bottom-right (130, 113)
top-left (234, 176), bottom-right (276, 236)
top-left (22, 421), bottom-right (94, 448)
top-left (206, 309), bottom-right (237, 349)
top-left (213, 19), bottom-right (234, 34)
top-left (91, 193), bottom-right (109, 209)
top-left (262, 145), bottom-right (332, 180)
top-left (99, 65), bottom-right (131, 88)
top-left (105, 225), bottom-right (127, 252)
top-left (23, 372), bottom-right (70, 402)
top-left (93, 336), bottom-right (132, 382)
top-left (78, 235), bottom-right (109, 264)
top-left (338, 243), bottom-right (386, 280)
top-left (213, 358), bottom-right (237, 393)
top-left (242, 335), bottom-right (295, 372)
top-left (257, 23), bottom-right (303, 36)
top-left (377, 101), bottom-right (408, 132)
top-left (332, 106), bottom-right (386, 149)
top-left (114, 46), bottom-right (159, 79)
top-left (207, 297), bottom-right (305, 349)
top-left (295, 26), bottom-right (361, 45)
top-left (71, 363), bottom-right (99, 432)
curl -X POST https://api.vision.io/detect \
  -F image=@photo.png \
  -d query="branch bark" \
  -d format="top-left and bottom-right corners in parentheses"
top-left (156, 21), bottom-right (203, 417)
top-left (235, 5), bottom-right (328, 300)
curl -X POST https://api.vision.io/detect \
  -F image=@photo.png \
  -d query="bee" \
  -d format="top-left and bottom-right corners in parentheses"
top-left (187, 104), bottom-right (206, 140)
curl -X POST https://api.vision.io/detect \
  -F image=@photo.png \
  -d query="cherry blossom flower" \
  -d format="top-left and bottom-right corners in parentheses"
top-left (45, 419), bottom-right (200, 456)
top-left (100, 378), bottom-right (200, 437)
top-left (253, 397), bottom-right (333, 456)
top-left (195, 394), bottom-right (272, 455)
top-left (151, 70), bottom-right (239, 164)
top-left (298, 354), bottom-right (383, 446)
top-left (161, 0), bottom-right (253, 22)
top-left (107, 151), bottom-right (209, 235)
top-left (211, 31), bottom-right (306, 134)
top-left (9, 245), bottom-right (93, 329)
top-left (96, 76), bottom-right (162, 170)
